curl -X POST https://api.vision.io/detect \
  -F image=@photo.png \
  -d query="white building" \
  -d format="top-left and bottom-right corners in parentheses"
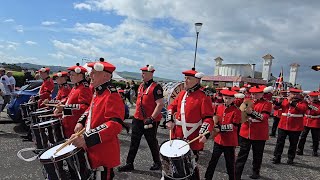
top-left (289, 63), bottom-right (300, 86)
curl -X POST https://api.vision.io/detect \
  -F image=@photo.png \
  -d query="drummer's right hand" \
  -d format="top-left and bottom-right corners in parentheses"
top-left (53, 108), bottom-right (60, 115)
top-left (74, 123), bottom-right (83, 133)
top-left (55, 103), bottom-right (64, 112)
top-left (166, 121), bottom-right (174, 130)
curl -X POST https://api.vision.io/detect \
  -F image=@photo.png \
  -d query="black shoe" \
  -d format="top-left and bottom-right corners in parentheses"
top-left (149, 163), bottom-right (161, 170)
top-left (249, 172), bottom-right (260, 179)
top-left (20, 135), bottom-right (29, 139)
top-left (269, 133), bottom-right (276, 137)
top-left (118, 163), bottom-right (134, 172)
top-left (271, 157), bottom-right (281, 164)
top-left (287, 159), bottom-right (294, 165)
top-left (296, 150), bottom-right (303, 155)
top-left (312, 152), bottom-right (318, 157)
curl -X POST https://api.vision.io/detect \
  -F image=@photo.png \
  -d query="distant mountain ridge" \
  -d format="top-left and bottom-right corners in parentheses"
top-left (8, 63), bottom-right (173, 82)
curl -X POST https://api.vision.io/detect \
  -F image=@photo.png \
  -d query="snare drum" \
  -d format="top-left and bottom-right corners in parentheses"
top-left (160, 139), bottom-right (195, 179)
top-left (30, 109), bottom-right (52, 124)
top-left (31, 119), bottom-right (65, 150)
top-left (39, 142), bottom-right (92, 180)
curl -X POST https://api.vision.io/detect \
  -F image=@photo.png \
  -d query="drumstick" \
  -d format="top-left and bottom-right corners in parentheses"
top-left (169, 129), bottom-right (172, 146)
top-left (54, 128), bottom-right (85, 155)
top-left (178, 131), bottom-right (210, 149)
top-left (38, 113), bottom-right (62, 118)
top-left (45, 104), bottom-right (65, 107)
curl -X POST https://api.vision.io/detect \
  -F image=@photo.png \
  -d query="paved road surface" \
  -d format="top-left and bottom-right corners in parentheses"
top-left (0, 109), bottom-right (319, 180)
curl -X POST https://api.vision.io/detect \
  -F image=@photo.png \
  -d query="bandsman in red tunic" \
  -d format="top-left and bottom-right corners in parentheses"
top-left (72, 58), bottom-right (126, 180)
top-left (272, 87), bottom-right (308, 165)
top-left (54, 63), bottom-right (92, 138)
top-left (297, 91), bottom-right (320, 156)
top-left (32, 67), bottom-right (54, 108)
top-left (165, 68), bottom-right (214, 180)
top-left (235, 85), bottom-right (272, 179)
top-left (205, 88), bottom-right (241, 180)
top-left (270, 90), bottom-right (288, 137)
top-left (118, 65), bottom-right (165, 172)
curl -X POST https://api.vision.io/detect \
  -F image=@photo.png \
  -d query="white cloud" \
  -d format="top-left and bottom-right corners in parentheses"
top-left (116, 57), bottom-right (140, 67)
top-left (3, 19), bottom-right (15, 23)
top-left (73, 3), bottom-right (92, 10)
top-left (25, 41), bottom-right (37, 45)
top-left (16, 25), bottom-right (24, 33)
top-left (42, 21), bottom-right (58, 26)
top-left (61, 18), bottom-right (67, 22)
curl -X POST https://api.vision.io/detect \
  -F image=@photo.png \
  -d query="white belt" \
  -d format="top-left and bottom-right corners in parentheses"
top-left (175, 119), bottom-right (202, 138)
top-left (95, 166), bottom-right (104, 180)
top-left (282, 113), bottom-right (303, 117)
top-left (305, 115), bottom-right (320, 119)
top-left (248, 117), bottom-right (262, 123)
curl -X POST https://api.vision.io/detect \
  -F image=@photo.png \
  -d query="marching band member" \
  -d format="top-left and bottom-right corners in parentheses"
top-left (31, 67), bottom-right (54, 108)
top-left (54, 63), bottom-right (92, 138)
top-left (270, 90), bottom-right (287, 137)
top-left (72, 58), bottom-right (126, 180)
top-left (118, 65), bottom-right (164, 172)
top-left (166, 68), bottom-right (214, 180)
top-left (272, 87), bottom-right (308, 165)
top-left (205, 88), bottom-right (241, 180)
top-left (297, 91), bottom-right (320, 156)
top-left (235, 85), bottom-right (272, 179)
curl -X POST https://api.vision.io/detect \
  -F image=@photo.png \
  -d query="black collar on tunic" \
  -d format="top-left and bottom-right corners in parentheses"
top-left (74, 79), bottom-right (87, 87)
top-left (143, 79), bottom-right (154, 89)
top-left (187, 83), bottom-right (201, 93)
top-left (95, 81), bottom-right (112, 95)
top-left (58, 82), bottom-right (68, 88)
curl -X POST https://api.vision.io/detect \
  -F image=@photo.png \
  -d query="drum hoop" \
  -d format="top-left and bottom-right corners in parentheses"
top-left (39, 141), bottom-right (82, 164)
top-left (31, 119), bottom-right (61, 129)
top-left (30, 110), bottom-right (51, 115)
top-left (159, 139), bottom-right (190, 158)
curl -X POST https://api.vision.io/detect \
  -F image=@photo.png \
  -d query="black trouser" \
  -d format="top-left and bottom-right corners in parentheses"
top-left (126, 118), bottom-right (161, 165)
top-left (235, 137), bottom-right (266, 180)
top-left (164, 150), bottom-right (200, 180)
top-left (2, 95), bottom-right (10, 111)
top-left (205, 143), bottom-right (236, 180)
top-left (298, 126), bottom-right (320, 153)
top-left (270, 117), bottom-right (280, 136)
top-left (273, 128), bottom-right (301, 160)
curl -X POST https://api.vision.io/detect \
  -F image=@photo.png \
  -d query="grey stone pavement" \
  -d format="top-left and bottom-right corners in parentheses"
top-left (0, 107), bottom-right (319, 180)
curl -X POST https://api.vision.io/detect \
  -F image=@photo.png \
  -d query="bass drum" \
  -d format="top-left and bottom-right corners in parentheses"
top-left (163, 82), bottom-right (185, 107)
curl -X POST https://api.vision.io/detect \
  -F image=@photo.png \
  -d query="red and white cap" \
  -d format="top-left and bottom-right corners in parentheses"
top-left (67, 63), bottom-right (87, 74)
top-left (53, 71), bottom-right (68, 78)
top-left (249, 85), bottom-right (265, 93)
top-left (263, 86), bottom-right (274, 93)
top-left (37, 67), bottom-right (50, 73)
top-left (87, 58), bottom-right (116, 74)
top-left (309, 91), bottom-right (320, 97)
top-left (220, 88), bottom-right (237, 97)
top-left (182, 68), bottom-right (205, 79)
top-left (289, 87), bottom-right (302, 93)
top-left (140, 65), bottom-right (155, 72)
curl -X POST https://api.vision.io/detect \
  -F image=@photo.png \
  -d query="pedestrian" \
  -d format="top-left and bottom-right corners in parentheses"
top-left (0, 68), bottom-right (12, 111)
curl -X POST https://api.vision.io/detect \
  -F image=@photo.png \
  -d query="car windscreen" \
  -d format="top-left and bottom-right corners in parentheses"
top-left (25, 81), bottom-right (43, 90)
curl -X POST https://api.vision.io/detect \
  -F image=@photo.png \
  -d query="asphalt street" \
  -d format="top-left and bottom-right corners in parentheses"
top-left (0, 108), bottom-right (319, 180)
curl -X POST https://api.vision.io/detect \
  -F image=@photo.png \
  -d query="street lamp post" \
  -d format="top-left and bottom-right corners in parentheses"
top-left (193, 22), bottom-right (203, 69)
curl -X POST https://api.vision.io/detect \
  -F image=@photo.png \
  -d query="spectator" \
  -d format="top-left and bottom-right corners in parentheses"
top-left (124, 81), bottom-right (132, 105)
top-left (7, 71), bottom-right (16, 92)
top-left (23, 69), bottom-right (34, 84)
top-left (0, 68), bottom-right (12, 111)
top-left (0, 81), bottom-right (5, 111)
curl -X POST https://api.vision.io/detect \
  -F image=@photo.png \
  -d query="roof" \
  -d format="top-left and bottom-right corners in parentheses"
top-left (262, 53), bottom-right (274, 59)
top-left (202, 75), bottom-right (267, 84)
top-left (214, 57), bottom-right (224, 61)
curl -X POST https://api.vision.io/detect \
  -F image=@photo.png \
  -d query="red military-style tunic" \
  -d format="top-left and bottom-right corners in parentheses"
top-left (214, 104), bottom-right (241, 146)
top-left (304, 101), bottom-right (320, 128)
top-left (240, 99), bottom-right (272, 140)
top-left (56, 83), bottom-right (71, 101)
top-left (273, 98), bottom-right (283, 118)
top-left (62, 81), bottom-right (92, 137)
top-left (81, 82), bottom-right (125, 169)
top-left (134, 81), bottom-right (162, 121)
top-left (167, 87), bottom-right (214, 150)
top-left (38, 77), bottom-right (54, 108)
top-left (276, 99), bottom-right (308, 131)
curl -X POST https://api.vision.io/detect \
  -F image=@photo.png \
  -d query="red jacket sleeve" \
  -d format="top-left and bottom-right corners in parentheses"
top-left (201, 95), bottom-right (214, 132)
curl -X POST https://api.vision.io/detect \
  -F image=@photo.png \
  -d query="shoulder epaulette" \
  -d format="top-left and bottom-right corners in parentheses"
top-left (107, 85), bottom-right (118, 93)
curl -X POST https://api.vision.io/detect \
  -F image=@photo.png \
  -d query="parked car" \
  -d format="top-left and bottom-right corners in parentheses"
top-left (7, 80), bottom-right (59, 122)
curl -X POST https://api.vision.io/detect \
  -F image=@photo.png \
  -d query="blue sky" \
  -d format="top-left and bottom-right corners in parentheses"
top-left (0, 0), bottom-right (319, 90)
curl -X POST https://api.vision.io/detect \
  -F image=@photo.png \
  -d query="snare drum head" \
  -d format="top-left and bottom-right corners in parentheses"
top-left (160, 139), bottom-right (190, 158)
top-left (39, 143), bottom-right (77, 161)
